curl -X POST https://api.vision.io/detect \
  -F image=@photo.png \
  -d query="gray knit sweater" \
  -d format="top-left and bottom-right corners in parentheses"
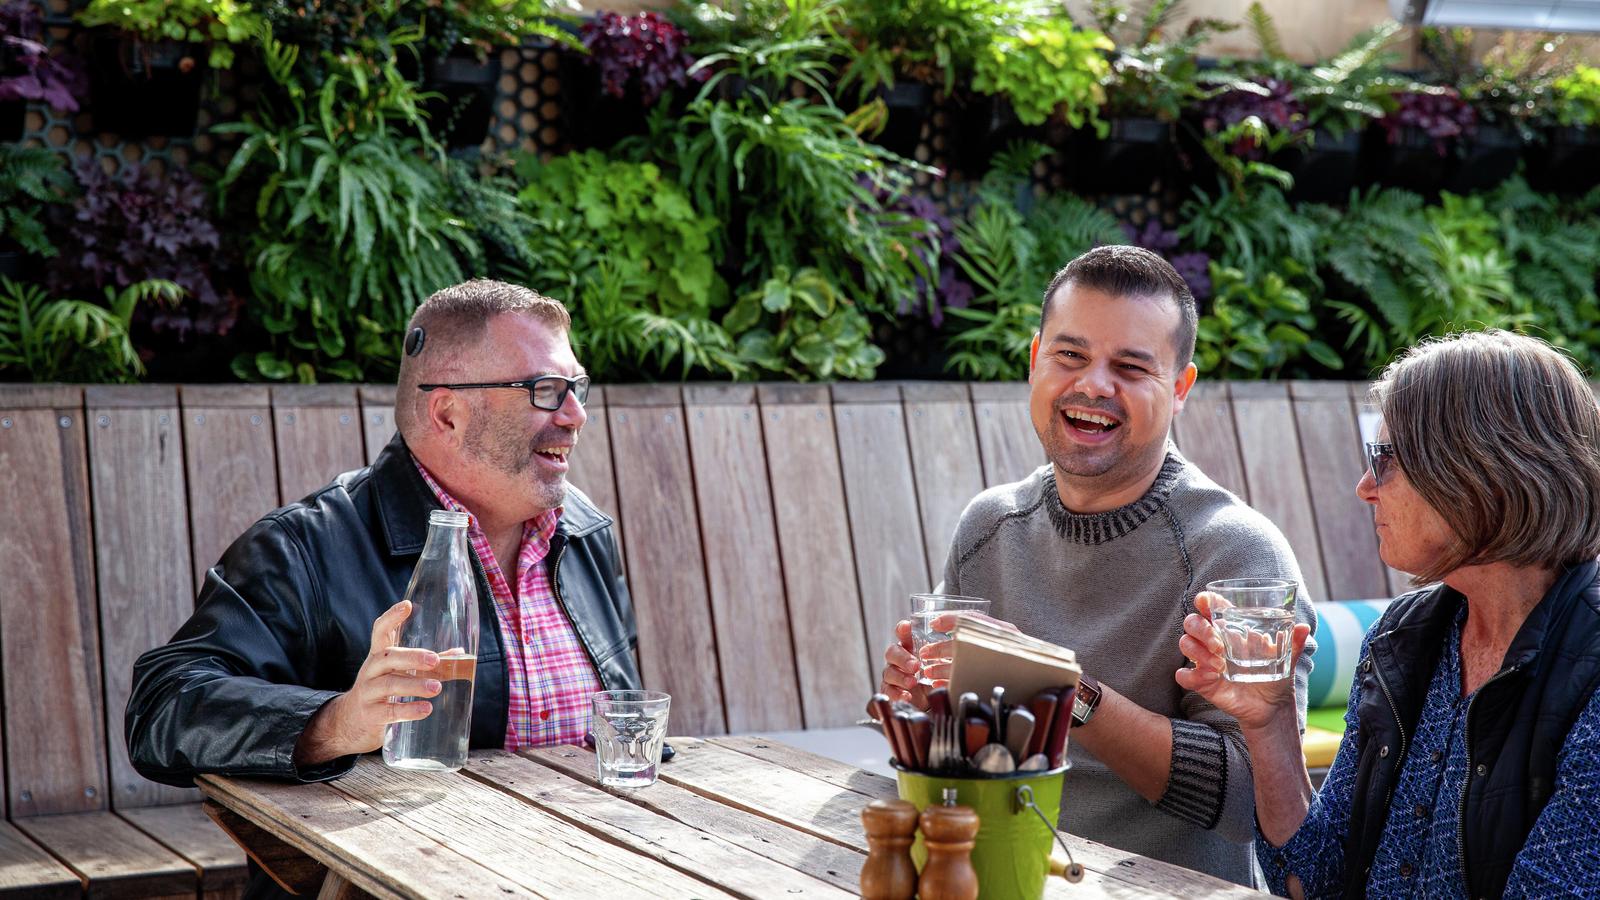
top-left (939, 448), bottom-right (1317, 888)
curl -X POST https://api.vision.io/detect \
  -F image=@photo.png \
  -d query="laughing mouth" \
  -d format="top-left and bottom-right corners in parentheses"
top-left (1061, 409), bottom-right (1122, 435)
top-left (533, 446), bottom-right (572, 463)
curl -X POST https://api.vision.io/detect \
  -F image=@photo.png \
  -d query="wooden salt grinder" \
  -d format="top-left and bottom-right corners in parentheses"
top-left (860, 799), bottom-right (920, 900)
top-left (917, 789), bottom-right (979, 900)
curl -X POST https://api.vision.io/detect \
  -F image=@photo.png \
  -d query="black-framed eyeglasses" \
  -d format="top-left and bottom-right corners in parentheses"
top-left (1365, 441), bottom-right (1396, 487)
top-left (417, 374), bottom-right (590, 411)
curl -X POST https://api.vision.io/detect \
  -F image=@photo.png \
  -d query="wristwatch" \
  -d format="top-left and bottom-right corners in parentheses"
top-left (1071, 675), bottom-right (1103, 727)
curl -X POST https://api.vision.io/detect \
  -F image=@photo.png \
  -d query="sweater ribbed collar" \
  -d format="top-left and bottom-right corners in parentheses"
top-left (1043, 450), bottom-right (1186, 545)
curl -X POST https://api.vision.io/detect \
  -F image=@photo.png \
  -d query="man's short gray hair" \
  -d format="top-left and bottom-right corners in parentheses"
top-left (394, 279), bottom-right (572, 436)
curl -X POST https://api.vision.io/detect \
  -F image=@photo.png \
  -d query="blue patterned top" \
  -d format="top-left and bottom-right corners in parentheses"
top-left (1257, 605), bottom-right (1600, 898)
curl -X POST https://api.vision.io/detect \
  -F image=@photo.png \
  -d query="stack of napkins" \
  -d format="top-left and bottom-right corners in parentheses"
top-left (948, 616), bottom-right (1082, 700)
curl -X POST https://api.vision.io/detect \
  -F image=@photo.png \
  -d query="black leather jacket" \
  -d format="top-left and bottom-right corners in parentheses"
top-left (126, 432), bottom-right (642, 788)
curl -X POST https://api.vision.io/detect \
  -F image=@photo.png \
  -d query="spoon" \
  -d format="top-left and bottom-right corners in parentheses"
top-left (973, 742), bottom-right (1015, 774)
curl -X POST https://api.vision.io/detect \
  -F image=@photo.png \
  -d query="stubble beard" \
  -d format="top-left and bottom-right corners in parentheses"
top-left (1039, 401), bottom-right (1166, 495)
top-left (464, 416), bottom-right (575, 511)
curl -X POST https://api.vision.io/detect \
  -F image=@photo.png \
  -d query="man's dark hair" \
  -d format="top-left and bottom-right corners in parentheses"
top-left (1041, 245), bottom-right (1198, 370)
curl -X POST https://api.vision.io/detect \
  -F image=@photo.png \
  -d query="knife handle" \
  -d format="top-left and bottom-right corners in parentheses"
top-left (906, 712), bottom-right (932, 772)
top-left (963, 717), bottom-right (990, 759)
top-left (927, 686), bottom-right (951, 719)
top-left (1024, 689), bottom-right (1058, 759)
top-left (869, 694), bottom-right (904, 764)
top-left (1045, 685), bottom-right (1077, 769)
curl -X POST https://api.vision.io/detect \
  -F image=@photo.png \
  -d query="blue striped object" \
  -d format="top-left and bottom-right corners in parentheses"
top-left (1306, 599), bottom-right (1393, 709)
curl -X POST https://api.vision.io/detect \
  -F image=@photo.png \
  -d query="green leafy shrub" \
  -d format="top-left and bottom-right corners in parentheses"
top-left (0, 277), bottom-right (182, 382)
top-left (836, 0), bottom-right (1004, 97)
top-left (1178, 183), bottom-right (1322, 285)
top-left (1196, 261), bottom-right (1340, 378)
top-left (944, 144), bottom-right (1127, 380)
top-left (1078, 0), bottom-right (1234, 121)
top-left (1479, 178), bottom-right (1600, 371)
top-left (971, 14), bottom-right (1111, 128)
top-left (514, 149), bottom-right (739, 379)
top-left (216, 31), bottom-right (477, 382)
top-left (1238, 4), bottom-right (1400, 139)
top-left (627, 93), bottom-right (939, 380)
top-left (1554, 65), bottom-right (1600, 127)
top-left (78, 0), bottom-right (261, 68)
top-left (1314, 187), bottom-right (1523, 371)
top-left (725, 266), bottom-right (882, 379)
top-left (0, 145), bottom-right (70, 258)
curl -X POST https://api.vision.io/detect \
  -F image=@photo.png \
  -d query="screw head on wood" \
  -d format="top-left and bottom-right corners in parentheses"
top-left (58, 416), bottom-right (71, 428)
top-left (97, 415), bottom-right (110, 427)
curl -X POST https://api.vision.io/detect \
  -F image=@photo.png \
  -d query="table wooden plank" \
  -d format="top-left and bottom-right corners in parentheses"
top-left (607, 397), bottom-right (725, 735)
top-left (1170, 381), bottom-right (1248, 501)
top-left (650, 736), bottom-right (872, 849)
top-left (1231, 383), bottom-right (1329, 602)
top-left (705, 737), bottom-right (1259, 899)
top-left (520, 746), bottom-right (867, 894)
top-left (0, 819), bottom-right (79, 899)
top-left (202, 800), bottom-right (326, 896)
top-left (15, 810), bottom-right (196, 899)
top-left (684, 392), bottom-right (803, 732)
top-left (200, 775), bottom-right (525, 900)
top-left (271, 386), bottom-right (365, 504)
top-left (466, 751), bottom-right (853, 899)
top-left (334, 760), bottom-right (741, 899)
top-left (180, 392), bottom-right (281, 587)
top-left (0, 402), bottom-right (108, 817)
top-left (85, 389), bottom-right (197, 809)
top-left (119, 804), bottom-right (246, 897)
top-left (1291, 383), bottom-right (1388, 601)
top-left (833, 398), bottom-right (930, 655)
top-left (758, 392), bottom-right (874, 728)
top-left (902, 385), bottom-right (987, 583)
top-left (969, 383), bottom-right (1043, 488)
top-left (356, 386), bottom-right (397, 466)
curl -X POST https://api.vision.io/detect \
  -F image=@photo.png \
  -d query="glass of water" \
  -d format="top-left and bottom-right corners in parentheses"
top-left (1205, 579), bottom-right (1297, 682)
top-left (910, 594), bottom-right (991, 685)
top-left (591, 690), bottom-right (671, 788)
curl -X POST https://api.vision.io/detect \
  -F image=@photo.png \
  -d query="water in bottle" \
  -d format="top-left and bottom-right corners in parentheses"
top-left (383, 509), bottom-right (480, 771)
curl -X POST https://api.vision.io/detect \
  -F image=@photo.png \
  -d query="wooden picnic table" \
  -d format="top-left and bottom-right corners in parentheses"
top-left (196, 735), bottom-right (1259, 899)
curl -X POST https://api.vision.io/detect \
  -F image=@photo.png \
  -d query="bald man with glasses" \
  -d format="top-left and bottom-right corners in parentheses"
top-left (127, 282), bottom-right (641, 884)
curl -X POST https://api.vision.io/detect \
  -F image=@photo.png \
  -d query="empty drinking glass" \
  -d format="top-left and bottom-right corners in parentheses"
top-left (910, 594), bottom-right (991, 685)
top-left (1205, 578), bottom-right (1297, 682)
top-left (591, 690), bottom-right (671, 788)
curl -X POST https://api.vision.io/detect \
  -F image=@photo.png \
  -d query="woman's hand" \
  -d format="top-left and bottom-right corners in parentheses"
top-left (1176, 592), bottom-right (1311, 732)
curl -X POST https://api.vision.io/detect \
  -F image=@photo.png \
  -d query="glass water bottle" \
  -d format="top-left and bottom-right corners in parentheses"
top-left (382, 509), bottom-right (480, 771)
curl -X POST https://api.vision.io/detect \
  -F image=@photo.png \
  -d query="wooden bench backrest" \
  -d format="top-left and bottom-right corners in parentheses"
top-left (0, 379), bottom-right (1502, 813)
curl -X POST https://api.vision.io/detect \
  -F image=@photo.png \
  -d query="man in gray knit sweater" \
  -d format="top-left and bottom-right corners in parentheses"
top-left (879, 245), bottom-right (1316, 887)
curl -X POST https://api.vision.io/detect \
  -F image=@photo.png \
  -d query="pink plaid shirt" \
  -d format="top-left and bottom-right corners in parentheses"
top-left (413, 458), bottom-right (602, 750)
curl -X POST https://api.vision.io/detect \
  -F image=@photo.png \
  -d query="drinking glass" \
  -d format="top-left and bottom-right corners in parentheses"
top-left (591, 690), bottom-right (671, 788)
top-left (1205, 579), bottom-right (1297, 682)
top-left (910, 594), bottom-right (991, 685)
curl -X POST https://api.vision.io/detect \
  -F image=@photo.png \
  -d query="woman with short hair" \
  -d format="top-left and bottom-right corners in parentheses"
top-left (1178, 330), bottom-right (1600, 898)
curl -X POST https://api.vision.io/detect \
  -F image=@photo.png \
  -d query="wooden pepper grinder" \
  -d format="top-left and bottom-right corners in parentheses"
top-left (917, 788), bottom-right (980, 900)
top-left (860, 799), bottom-right (920, 900)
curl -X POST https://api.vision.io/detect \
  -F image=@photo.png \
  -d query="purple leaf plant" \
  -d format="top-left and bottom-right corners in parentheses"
top-left (52, 160), bottom-right (240, 341)
top-left (0, 0), bottom-right (87, 111)
top-left (1380, 88), bottom-right (1476, 155)
top-left (579, 11), bottom-right (704, 107)
top-left (1125, 220), bottom-right (1212, 301)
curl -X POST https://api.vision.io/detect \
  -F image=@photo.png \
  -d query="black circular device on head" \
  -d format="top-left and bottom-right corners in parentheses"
top-left (405, 327), bottom-right (426, 356)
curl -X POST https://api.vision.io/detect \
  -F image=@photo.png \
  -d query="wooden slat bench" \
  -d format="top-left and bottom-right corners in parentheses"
top-left (0, 379), bottom-right (1498, 897)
